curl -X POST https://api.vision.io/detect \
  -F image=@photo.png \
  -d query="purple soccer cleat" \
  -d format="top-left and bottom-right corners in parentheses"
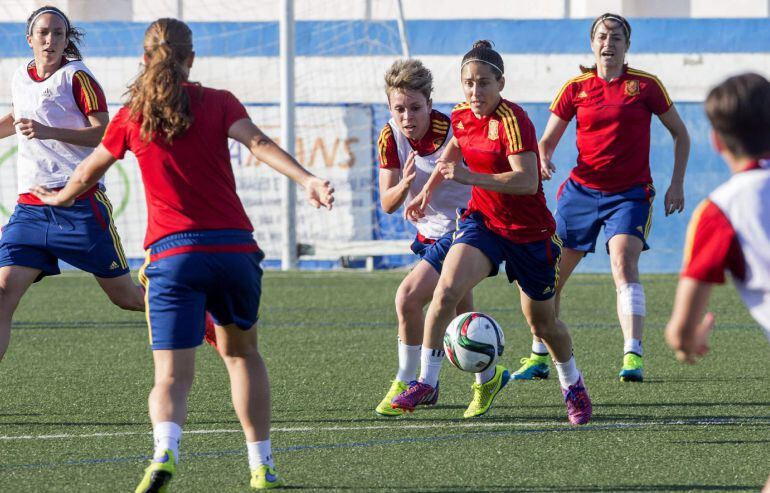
top-left (391, 380), bottom-right (439, 412)
top-left (562, 374), bottom-right (592, 425)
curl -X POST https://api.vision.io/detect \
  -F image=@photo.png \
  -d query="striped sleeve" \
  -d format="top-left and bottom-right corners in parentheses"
top-left (495, 103), bottom-right (536, 156)
top-left (549, 76), bottom-right (582, 121)
top-left (377, 123), bottom-right (400, 169)
top-left (627, 68), bottom-right (673, 115)
top-left (681, 199), bottom-right (745, 284)
top-left (72, 71), bottom-right (108, 116)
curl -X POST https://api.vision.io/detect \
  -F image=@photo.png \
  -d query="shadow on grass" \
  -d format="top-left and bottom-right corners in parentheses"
top-left (291, 485), bottom-right (758, 492)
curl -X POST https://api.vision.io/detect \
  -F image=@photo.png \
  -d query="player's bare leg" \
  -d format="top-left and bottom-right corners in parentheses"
top-left (515, 247), bottom-right (583, 380)
top-left (608, 234), bottom-right (646, 382)
top-left (0, 265), bottom-right (41, 361)
top-left (95, 273), bottom-right (145, 311)
top-left (520, 293), bottom-right (591, 425)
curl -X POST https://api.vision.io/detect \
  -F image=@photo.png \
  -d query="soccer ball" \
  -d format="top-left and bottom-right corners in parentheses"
top-left (443, 312), bottom-right (505, 373)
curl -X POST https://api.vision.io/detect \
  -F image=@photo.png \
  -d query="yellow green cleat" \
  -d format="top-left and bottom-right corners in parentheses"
top-left (135, 449), bottom-right (175, 493)
top-left (464, 365), bottom-right (511, 418)
top-left (375, 379), bottom-right (408, 416)
top-left (250, 465), bottom-right (283, 490)
top-left (619, 353), bottom-right (644, 382)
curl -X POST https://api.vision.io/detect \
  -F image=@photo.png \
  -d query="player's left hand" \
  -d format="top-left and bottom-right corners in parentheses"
top-left (14, 118), bottom-right (52, 140)
top-left (665, 312), bottom-right (715, 364)
top-left (437, 159), bottom-right (471, 184)
top-left (664, 182), bottom-right (685, 216)
top-left (28, 185), bottom-right (75, 207)
top-left (305, 177), bottom-right (334, 210)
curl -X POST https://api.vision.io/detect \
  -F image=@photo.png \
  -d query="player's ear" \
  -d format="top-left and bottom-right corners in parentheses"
top-left (187, 51), bottom-right (195, 69)
top-left (427, 98), bottom-right (432, 112)
top-left (498, 75), bottom-right (505, 92)
top-left (709, 129), bottom-right (724, 153)
top-left (26, 34), bottom-right (33, 49)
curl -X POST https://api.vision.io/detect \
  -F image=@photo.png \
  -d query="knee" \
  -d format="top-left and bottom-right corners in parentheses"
top-left (156, 372), bottom-right (194, 393)
top-left (395, 284), bottom-right (423, 316)
top-left (219, 339), bottom-right (259, 361)
top-left (433, 283), bottom-right (464, 311)
top-left (610, 255), bottom-right (639, 284)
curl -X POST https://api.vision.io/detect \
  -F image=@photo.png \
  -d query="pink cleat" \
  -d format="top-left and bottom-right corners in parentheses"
top-left (562, 375), bottom-right (592, 425)
top-left (391, 381), bottom-right (439, 412)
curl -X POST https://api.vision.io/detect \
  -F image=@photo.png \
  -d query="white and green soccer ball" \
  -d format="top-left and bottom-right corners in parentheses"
top-left (443, 312), bottom-right (505, 373)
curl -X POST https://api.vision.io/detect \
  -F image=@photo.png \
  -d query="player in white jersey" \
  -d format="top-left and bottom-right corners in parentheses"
top-left (0, 6), bottom-right (144, 361)
top-left (664, 73), bottom-right (770, 492)
top-left (374, 59), bottom-right (509, 419)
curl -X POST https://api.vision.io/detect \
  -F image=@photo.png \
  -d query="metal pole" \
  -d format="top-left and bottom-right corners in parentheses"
top-left (280, 0), bottom-right (297, 270)
top-left (394, 0), bottom-right (410, 58)
top-left (177, 0), bottom-right (183, 19)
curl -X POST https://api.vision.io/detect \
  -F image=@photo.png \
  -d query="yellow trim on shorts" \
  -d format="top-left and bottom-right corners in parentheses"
top-left (94, 190), bottom-right (128, 269)
top-left (137, 249), bottom-right (152, 345)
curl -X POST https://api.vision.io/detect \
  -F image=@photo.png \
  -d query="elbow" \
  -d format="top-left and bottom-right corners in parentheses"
top-left (381, 202), bottom-right (398, 215)
top-left (519, 175), bottom-right (539, 195)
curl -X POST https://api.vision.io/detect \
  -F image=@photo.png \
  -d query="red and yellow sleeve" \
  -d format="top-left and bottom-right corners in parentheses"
top-left (681, 199), bottom-right (744, 284)
top-left (72, 71), bottom-right (108, 116)
top-left (494, 103), bottom-right (537, 157)
top-left (549, 78), bottom-right (578, 121)
top-left (628, 69), bottom-right (672, 115)
top-left (377, 124), bottom-right (400, 169)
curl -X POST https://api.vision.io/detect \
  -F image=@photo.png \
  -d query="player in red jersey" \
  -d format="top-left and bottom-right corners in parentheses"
top-left (664, 73), bottom-right (770, 492)
top-left (32, 18), bottom-right (333, 491)
top-left (393, 41), bottom-right (592, 425)
top-left (374, 59), bottom-right (477, 417)
top-left (0, 6), bottom-right (148, 364)
top-left (514, 13), bottom-right (691, 383)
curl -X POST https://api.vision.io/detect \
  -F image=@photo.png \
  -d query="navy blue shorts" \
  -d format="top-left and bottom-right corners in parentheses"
top-left (453, 211), bottom-right (561, 301)
top-left (410, 230), bottom-right (454, 274)
top-left (0, 191), bottom-right (130, 280)
top-left (139, 230), bottom-right (264, 350)
top-left (554, 179), bottom-right (655, 254)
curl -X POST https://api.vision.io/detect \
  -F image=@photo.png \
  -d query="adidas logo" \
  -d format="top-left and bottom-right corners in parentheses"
top-left (42, 88), bottom-right (53, 98)
top-left (542, 286), bottom-right (554, 295)
top-left (576, 91), bottom-right (588, 99)
top-left (456, 121), bottom-right (464, 130)
top-left (636, 226), bottom-right (644, 233)
top-left (109, 261), bottom-right (119, 270)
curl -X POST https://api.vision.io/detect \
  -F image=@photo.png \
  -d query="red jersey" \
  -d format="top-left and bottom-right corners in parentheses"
top-left (101, 84), bottom-right (253, 248)
top-left (378, 110), bottom-right (450, 169)
top-left (451, 99), bottom-right (555, 243)
top-left (27, 58), bottom-right (108, 116)
top-left (681, 199), bottom-right (745, 284)
top-left (550, 66), bottom-right (672, 193)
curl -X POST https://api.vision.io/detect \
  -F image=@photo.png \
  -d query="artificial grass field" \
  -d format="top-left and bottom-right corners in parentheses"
top-left (0, 271), bottom-right (768, 492)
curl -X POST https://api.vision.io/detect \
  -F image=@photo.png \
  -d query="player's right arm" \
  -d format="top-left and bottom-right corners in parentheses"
top-left (538, 113), bottom-right (569, 181)
top-left (404, 136), bottom-right (462, 221)
top-left (0, 112), bottom-right (15, 139)
top-left (228, 118), bottom-right (334, 210)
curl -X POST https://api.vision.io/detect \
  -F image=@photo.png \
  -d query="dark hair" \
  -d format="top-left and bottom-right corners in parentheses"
top-left (26, 6), bottom-right (84, 60)
top-left (126, 18), bottom-right (195, 143)
top-left (461, 40), bottom-right (504, 80)
top-left (705, 73), bottom-right (770, 158)
top-left (581, 13), bottom-right (631, 73)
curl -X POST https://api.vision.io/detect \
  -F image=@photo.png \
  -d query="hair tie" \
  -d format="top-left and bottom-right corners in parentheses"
top-left (28, 9), bottom-right (70, 37)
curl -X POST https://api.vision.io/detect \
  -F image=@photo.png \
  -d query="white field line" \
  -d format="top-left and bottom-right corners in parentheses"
top-left (0, 417), bottom-right (763, 441)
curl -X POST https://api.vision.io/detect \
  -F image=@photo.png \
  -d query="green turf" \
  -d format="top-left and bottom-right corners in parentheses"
top-left (0, 271), bottom-right (768, 492)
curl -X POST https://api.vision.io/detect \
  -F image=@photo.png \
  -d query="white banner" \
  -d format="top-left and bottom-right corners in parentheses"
top-left (0, 104), bottom-right (375, 259)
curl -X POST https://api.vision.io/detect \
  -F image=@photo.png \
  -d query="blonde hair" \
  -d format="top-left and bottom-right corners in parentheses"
top-left (384, 59), bottom-right (433, 102)
top-left (126, 18), bottom-right (194, 143)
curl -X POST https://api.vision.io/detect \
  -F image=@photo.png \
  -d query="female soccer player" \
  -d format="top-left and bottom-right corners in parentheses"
top-left (32, 18), bottom-right (333, 491)
top-left (664, 72), bottom-right (770, 493)
top-left (514, 13), bottom-right (690, 383)
top-left (393, 41), bottom-right (592, 425)
top-left (374, 59), bottom-right (487, 418)
top-left (0, 5), bottom-right (145, 362)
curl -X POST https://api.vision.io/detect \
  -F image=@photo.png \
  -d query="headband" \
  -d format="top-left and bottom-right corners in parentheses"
top-left (591, 14), bottom-right (629, 40)
top-left (461, 58), bottom-right (503, 75)
top-left (28, 9), bottom-right (70, 36)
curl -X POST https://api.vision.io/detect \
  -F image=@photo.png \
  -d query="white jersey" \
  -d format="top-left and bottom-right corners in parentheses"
top-left (710, 159), bottom-right (770, 338)
top-left (11, 59), bottom-right (103, 194)
top-left (388, 118), bottom-right (471, 239)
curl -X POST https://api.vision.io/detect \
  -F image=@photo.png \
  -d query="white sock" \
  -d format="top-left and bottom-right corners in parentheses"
top-left (419, 347), bottom-right (444, 387)
top-left (395, 340), bottom-right (421, 383)
top-left (475, 365), bottom-right (496, 384)
top-left (247, 439), bottom-right (274, 470)
top-left (153, 421), bottom-right (182, 463)
top-left (554, 356), bottom-right (580, 390)
top-left (624, 338), bottom-right (643, 356)
top-left (531, 340), bottom-right (549, 356)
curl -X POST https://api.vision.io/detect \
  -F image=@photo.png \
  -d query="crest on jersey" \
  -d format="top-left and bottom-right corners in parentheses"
top-left (487, 120), bottom-right (499, 141)
top-left (624, 80), bottom-right (640, 96)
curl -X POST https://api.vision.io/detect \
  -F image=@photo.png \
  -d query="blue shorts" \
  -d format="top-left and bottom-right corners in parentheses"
top-left (0, 191), bottom-right (130, 281)
top-left (410, 230), bottom-right (454, 274)
top-left (453, 211), bottom-right (561, 301)
top-left (554, 179), bottom-right (655, 254)
top-left (139, 230), bottom-right (263, 350)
